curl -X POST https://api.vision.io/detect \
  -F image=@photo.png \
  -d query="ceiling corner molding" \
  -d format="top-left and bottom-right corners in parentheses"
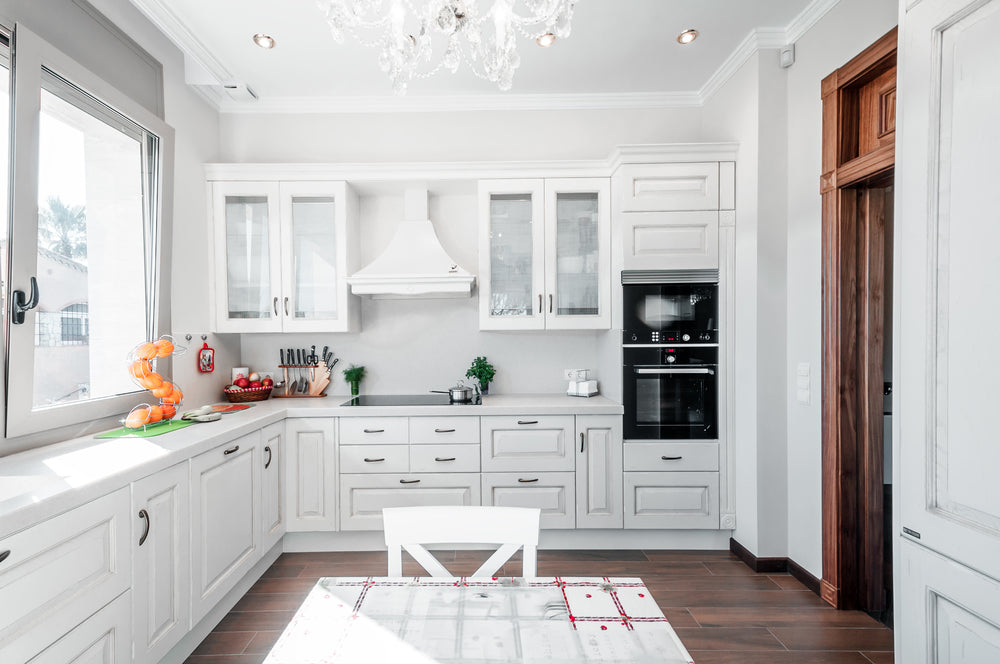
top-left (785, 0), bottom-right (842, 44)
top-left (217, 90), bottom-right (702, 115)
top-left (127, 0), bottom-right (233, 84)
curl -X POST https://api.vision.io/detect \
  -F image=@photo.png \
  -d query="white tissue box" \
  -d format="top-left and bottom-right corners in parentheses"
top-left (567, 379), bottom-right (599, 397)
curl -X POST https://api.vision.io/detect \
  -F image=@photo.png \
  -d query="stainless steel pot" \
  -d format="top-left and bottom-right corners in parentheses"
top-left (431, 380), bottom-right (474, 402)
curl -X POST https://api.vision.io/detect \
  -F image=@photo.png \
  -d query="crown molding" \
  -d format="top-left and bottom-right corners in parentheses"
top-left (128, 0), bottom-right (232, 84)
top-left (785, 0), bottom-right (841, 44)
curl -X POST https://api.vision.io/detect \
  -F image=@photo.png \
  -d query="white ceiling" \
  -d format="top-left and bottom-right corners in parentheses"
top-left (130, 0), bottom-right (829, 111)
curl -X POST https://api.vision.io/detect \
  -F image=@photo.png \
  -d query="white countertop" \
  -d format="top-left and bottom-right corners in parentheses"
top-left (0, 394), bottom-right (621, 538)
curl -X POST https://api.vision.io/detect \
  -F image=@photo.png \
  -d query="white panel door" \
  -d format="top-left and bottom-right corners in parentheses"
top-left (623, 472), bottom-right (719, 529)
top-left (896, 0), bottom-right (1000, 657)
top-left (622, 211), bottom-right (720, 271)
top-left (190, 433), bottom-right (261, 624)
top-left (482, 472), bottom-right (576, 529)
top-left (132, 463), bottom-right (189, 664)
top-left (285, 418), bottom-right (337, 531)
top-left (340, 473), bottom-right (481, 531)
top-left (575, 415), bottom-right (623, 529)
top-left (26, 592), bottom-right (132, 664)
top-left (480, 415), bottom-right (574, 472)
top-left (614, 163), bottom-right (720, 212)
top-left (261, 422), bottom-right (285, 551)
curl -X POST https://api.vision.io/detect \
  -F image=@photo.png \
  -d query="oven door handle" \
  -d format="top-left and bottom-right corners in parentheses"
top-left (635, 367), bottom-right (715, 375)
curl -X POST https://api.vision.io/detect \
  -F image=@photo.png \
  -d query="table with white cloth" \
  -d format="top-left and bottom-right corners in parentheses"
top-left (263, 576), bottom-right (694, 664)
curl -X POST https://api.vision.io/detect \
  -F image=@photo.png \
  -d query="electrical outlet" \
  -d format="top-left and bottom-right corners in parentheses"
top-left (563, 369), bottom-right (575, 380)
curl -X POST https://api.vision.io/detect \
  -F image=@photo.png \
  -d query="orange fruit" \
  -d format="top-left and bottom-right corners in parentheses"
top-left (163, 388), bottom-right (183, 405)
top-left (147, 405), bottom-right (163, 423)
top-left (154, 339), bottom-right (174, 357)
top-left (137, 342), bottom-right (158, 360)
top-left (160, 404), bottom-right (176, 420)
top-left (125, 407), bottom-right (150, 429)
top-left (129, 360), bottom-right (151, 379)
top-left (139, 372), bottom-right (163, 390)
top-left (152, 382), bottom-right (173, 399)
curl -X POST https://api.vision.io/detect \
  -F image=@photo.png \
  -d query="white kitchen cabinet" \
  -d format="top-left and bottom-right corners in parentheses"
top-left (339, 416), bottom-right (408, 444)
top-left (481, 415), bottom-right (575, 472)
top-left (482, 472), bottom-right (576, 529)
top-left (211, 180), bottom-right (358, 333)
top-left (478, 178), bottom-right (611, 330)
top-left (340, 444), bottom-right (410, 474)
top-left (614, 162), bottom-right (724, 212)
top-left (340, 473), bottom-right (481, 531)
top-left (261, 422), bottom-right (285, 551)
top-left (624, 471), bottom-right (719, 529)
top-left (132, 463), bottom-right (190, 664)
top-left (575, 415), bottom-right (623, 529)
top-left (26, 591), bottom-right (132, 664)
top-left (409, 444), bottom-right (480, 473)
top-left (0, 488), bottom-right (131, 664)
top-left (190, 432), bottom-right (261, 625)
top-left (623, 442), bottom-right (719, 473)
top-left (409, 416), bottom-right (479, 444)
top-left (621, 210), bottom-right (720, 271)
top-left (285, 418), bottom-right (338, 532)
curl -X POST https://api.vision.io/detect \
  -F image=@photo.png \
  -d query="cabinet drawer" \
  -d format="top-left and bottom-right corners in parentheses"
top-left (624, 472), bottom-right (719, 529)
top-left (623, 442), bottom-right (719, 472)
top-left (340, 445), bottom-right (409, 474)
top-left (409, 416), bottom-right (480, 444)
top-left (340, 417), bottom-right (408, 444)
top-left (25, 590), bottom-right (131, 664)
top-left (481, 415), bottom-right (574, 472)
top-left (481, 472), bottom-right (576, 529)
top-left (615, 162), bottom-right (720, 211)
top-left (340, 474), bottom-right (481, 531)
top-left (410, 444), bottom-right (480, 473)
top-left (0, 488), bottom-right (131, 661)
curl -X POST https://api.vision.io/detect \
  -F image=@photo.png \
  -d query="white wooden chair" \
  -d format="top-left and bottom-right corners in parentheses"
top-left (382, 506), bottom-right (541, 578)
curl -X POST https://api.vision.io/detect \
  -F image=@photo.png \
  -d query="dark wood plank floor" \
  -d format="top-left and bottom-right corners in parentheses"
top-left (186, 550), bottom-right (893, 664)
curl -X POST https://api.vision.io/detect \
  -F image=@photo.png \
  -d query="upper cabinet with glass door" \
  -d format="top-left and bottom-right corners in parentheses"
top-left (478, 178), bottom-right (610, 330)
top-left (212, 180), bottom-right (358, 333)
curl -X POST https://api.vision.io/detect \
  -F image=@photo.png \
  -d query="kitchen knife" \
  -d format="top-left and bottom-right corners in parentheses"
top-left (309, 345), bottom-right (318, 365)
top-left (280, 348), bottom-right (285, 366)
top-left (321, 345), bottom-right (328, 364)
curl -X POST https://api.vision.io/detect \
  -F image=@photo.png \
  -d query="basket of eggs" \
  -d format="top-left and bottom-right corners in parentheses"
top-left (224, 371), bottom-right (273, 403)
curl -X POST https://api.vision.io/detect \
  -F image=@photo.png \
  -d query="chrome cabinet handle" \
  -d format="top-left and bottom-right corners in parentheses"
top-left (273, 296), bottom-right (279, 316)
top-left (264, 445), bottom-right (272, 469)
top-left (636, 368), bottom-right (715, 375)
top-left (549, 294), bottom-right (553, 313)
top-left (580, 432), bottom-right (585, 452)
top-left (0, 550), bottom-right (9, 564)
top-left (364, 457), bottom-right (385, 463)
top-left (224, 445), bottom-right (240, 456)
top-left (518, 478), bottom-right (539, 483)
top-left (661, 455), bottom-right (683, 461)
top-left (138, 509), bottom-right (150, 546)
top-left (399, 479), bottom-right (420, 484)
top-left (363, 428), bottom-right (384, 433)
top-left (435, 457), bottom-right (456, 462)
top-left (434, 428), bottom-right (456, 433)
top-left (284, 297), bottom-right (289, 316)
top-left (517, 420), bottom-right (538, 425)
top-left (538, 294), bottom-right (542, 313)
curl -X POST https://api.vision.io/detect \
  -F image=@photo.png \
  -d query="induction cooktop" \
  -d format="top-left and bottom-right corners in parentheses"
top-left (340, 394), bottom-right (482, 407)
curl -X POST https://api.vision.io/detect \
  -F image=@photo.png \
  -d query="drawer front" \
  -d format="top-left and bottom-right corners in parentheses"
top-left (410, 444), bottom-right (480, 473)
top-left (25, 590), bottom-right (131, 664)
top-left (481, 472), bottom-right (576, 529)
top-left (623, 442), bottom-right (719, 472)
top-left (340, 445), bottom-right (410, 474)
top-left (624, 472), bottom-right (720, 529)
top-left (409, 416), bottom-right (480, 444)
top-left (615, 162), bottom-right (720, 211)
top-left (340, 417), bottom-right (409, 444)
top-left (623, 211), bottom-right (720, 271)
top-left (340, 474), bottom-right (481, 531)
top-left (481, 415), bottom-right (574, 472)
top-left (0, 488), bottom-right (131, 658)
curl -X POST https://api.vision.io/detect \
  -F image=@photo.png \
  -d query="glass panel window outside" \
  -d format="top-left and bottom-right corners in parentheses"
top-left (555, 192), bottom-right (599, 316)
top-left (32, 72), bottom-right (149, 408)
top-left (0, 48), bottom-right (9, 331)
top-left (291, 196), bottom-right (337, 319)
top-left (225, 195), bottom-right (271, 319)
top-left (489, 193), bottom-right (534, 317)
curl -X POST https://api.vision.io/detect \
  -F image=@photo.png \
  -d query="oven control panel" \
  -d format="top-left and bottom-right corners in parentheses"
top-left (624, 329), bottom-right (717, 344)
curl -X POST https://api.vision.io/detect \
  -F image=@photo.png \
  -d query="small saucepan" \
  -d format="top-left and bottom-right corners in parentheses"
top-left (431, 380), bottom-right (475, 402)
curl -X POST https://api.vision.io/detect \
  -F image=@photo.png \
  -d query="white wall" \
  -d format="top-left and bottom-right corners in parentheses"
top-left (783, 0), bottom-right (898, 576)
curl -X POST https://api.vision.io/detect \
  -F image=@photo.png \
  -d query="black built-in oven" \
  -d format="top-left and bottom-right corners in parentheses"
top-left (622, 278), bottom-right (718, 440)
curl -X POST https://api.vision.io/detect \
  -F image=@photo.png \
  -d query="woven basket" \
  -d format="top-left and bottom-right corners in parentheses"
top-left (223, 386), bottom-right (272, 403)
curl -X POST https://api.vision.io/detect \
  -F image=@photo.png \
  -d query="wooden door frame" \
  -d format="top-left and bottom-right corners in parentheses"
top-left (820, 27), bottom-right (897, 611)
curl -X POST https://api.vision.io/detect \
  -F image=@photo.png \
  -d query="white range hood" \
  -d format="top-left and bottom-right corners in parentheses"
top-left (347, 187), bottom-right (476, 299)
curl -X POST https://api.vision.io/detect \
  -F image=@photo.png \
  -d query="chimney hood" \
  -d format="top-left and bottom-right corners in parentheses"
top-left (347, 187), bottom-right (476, 299)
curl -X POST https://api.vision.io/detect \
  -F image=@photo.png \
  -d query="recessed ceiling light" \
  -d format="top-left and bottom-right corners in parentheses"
top-left (253, 33), bottom-right (276, 49)
top-left (677, 29), bottom-right (699, 45)
top-left (536, 32), bottom-right (556, 48)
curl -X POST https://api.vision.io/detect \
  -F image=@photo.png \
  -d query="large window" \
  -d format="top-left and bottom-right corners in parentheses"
top-left (4, 25), bottom-right (171, 437)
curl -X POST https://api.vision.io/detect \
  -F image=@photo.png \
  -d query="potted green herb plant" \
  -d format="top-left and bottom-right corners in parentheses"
top-left (465, 356), bottom-right (496, 396)
top-left (343, 364), bottom-right (366, 396)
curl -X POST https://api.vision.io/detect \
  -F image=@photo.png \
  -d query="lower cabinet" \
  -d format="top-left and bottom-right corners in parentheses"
top-left (481, 472), bottom-right (576, 529)
top-left (27, 591), bottom-right (132, 664)
top-left (339, 473), bottom-right (481, 531)
top-left (576, 415), bottom-right (623, 529)
top-left (132, 462), bottom-right (190, 664)
top-left (261, 422), bottom-right (286, 551)
top-left (624, 471), bottom-right (720, 529)
top-left (285, 418), bottom-right (337, 531)
top-left (190, 432), bottom-right (262, 625)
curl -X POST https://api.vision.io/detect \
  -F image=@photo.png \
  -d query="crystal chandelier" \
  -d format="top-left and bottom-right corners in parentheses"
top-left (316, 0), bottom-right (578, 95)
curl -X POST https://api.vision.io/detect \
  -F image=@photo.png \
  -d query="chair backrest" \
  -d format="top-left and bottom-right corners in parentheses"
top-left (382, 506), bottom-right (540, 578)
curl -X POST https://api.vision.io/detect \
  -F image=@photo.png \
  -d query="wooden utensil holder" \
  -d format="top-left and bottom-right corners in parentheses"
top-left (272, 364), bottom-right (330, 398)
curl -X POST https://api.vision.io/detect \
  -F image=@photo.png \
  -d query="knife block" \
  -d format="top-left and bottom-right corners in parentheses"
top-left (272, 364), bottom-right (330, 398)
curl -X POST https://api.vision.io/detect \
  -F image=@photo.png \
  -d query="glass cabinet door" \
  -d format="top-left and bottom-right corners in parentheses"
top-left (478, 180), bottom-right (545, 330)
top-left (544, 178), bottom-right (611, 329)
top-left (213, 182), bottom-right (282, 332)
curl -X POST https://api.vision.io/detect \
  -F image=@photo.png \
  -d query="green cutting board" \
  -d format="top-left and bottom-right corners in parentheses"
top-left (96, 418), bottom-right (195, 439)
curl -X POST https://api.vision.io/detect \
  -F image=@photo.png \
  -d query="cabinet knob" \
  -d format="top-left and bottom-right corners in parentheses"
top-left (0, 550), bottom-right (10, 564)
top-left (580, 432), bottom-right (585, 452)
top-left (363, 429), bottom-right (384, 434)
top-left (549, 294), bottom-right (553, 313)
top-left (364, 457), bottom-right (385, 463)
top-left (434, 428), bottom-right (456, 433)
top-left (264, 445), bottom-right (272, 469)
top-left (224, 445), bottom-right (240, 456)
top-left (661, 455), bottom-right (683, 461)
top-left (518, 478), bottom-right (539, 483)
top-left (283, 297), bottom-right (289, 316)
top-left (517, 420), bottom-right (538, 425)
top-left (538, 294), bottom-right (543, 314)
top-left (272, 297), bottom-right (279, 316)
top-left (138, 509), bottom-right (150, 546)
top-left (399, 479), bottom-right (420, 484)
top-left (434, 457), bottom-right (456, 462)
